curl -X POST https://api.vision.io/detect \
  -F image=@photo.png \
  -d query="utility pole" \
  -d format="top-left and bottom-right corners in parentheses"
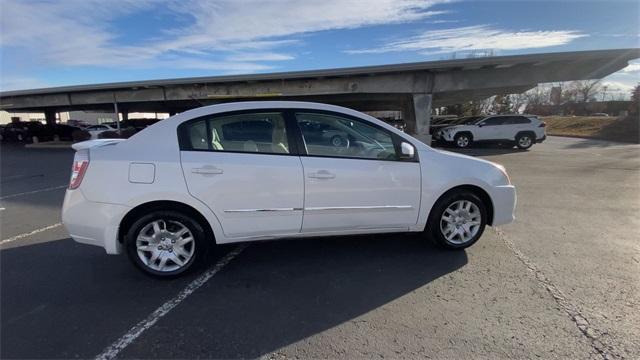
top-left (112, 93), bottom-right (121, 134)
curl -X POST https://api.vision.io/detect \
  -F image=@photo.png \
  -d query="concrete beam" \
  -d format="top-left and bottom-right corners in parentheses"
top-left (164, 73), bottom-right (421, 101)
top-left (432, 59), bottom-right (628, 93)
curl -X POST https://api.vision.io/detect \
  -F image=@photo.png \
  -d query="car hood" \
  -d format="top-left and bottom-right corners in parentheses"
top-left (439, 124), bottom-right (467, 131)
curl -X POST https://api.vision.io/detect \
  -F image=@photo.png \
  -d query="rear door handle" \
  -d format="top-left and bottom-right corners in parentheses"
top-left (192, 166), bottom-right (223, 175)
top-left (308, 170), bottom-right (335, 179)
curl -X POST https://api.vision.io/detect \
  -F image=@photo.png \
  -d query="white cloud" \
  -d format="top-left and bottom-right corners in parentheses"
top-left (0, 0), bottom-right (448, 77)
top-left (225, 52), bottom-right (295, 62)
top-left (347, 25), bottom-right (587, 54)
top-left (0, 76), bottom-right (49, 92)
top-left (619, 62), bottom-right (640, 73)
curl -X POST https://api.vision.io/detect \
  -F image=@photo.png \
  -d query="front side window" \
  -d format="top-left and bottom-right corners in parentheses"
top-left (295, 112), bottom-right (397, 160)
top-left (183, 112), bottom-right (289, 154)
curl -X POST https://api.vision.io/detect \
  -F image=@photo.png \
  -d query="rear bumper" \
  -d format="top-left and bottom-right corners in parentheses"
top-left (536, 135), bottom-right (547, 143)
top-left (490, 185), bottom-right (517, 226)
top-left (61, 189), bottom-right (129, 254)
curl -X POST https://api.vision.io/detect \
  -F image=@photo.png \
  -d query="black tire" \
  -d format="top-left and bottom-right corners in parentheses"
top-left (454, 133), bottom-right (472, 148)
top-left (515, 133), bottom-right (534, 150)
top-left (426, 190), bottom-right (487, 250)
top-left (124, 210), bottom-right (210, 278)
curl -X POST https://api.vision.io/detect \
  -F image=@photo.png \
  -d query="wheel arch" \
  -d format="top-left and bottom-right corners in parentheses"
top-left (515, 130), bottom-right (536, 141)
top-left (426, 184), bottom-right (495, 228)
top-left (118, 200), bottom-right (216, 245)
top-left (455, 131), bottom-right (474, 140)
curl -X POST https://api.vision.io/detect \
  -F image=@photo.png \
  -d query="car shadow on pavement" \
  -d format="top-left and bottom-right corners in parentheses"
top-left (0, 238), bottom-right (221, 359)
top-left (119, 233), bottom-right (468, 359)
top-left (435, 143), bottom-right (529, 157)
top-left (1, 234), bottom-right (467, 359)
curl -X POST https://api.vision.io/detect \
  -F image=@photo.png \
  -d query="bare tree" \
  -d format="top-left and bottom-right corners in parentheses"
top-left (567, 80), bottom-right (602, 102)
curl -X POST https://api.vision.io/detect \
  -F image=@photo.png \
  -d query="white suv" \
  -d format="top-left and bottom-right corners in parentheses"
top-left (62, 101), bottom-right (516, 278)
top-left (434, 115), bottom-right (546, 149)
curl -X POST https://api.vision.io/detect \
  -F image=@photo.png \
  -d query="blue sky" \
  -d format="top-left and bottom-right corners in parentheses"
top-left (1, 0), bottom-right (639, 97)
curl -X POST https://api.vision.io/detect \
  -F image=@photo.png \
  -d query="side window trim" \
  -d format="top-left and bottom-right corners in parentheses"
top-left (178, 108), bottom-right (295, 156)
top-left (288, 109), bottom-right (418, 163)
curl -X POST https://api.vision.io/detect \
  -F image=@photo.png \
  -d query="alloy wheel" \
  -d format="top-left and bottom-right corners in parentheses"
top-left (135, 219), bottom-right (195, 272)
top-left (518, 136), bottom-right (532, 148)
top-left (440, 200), bottom-right (482, 244)
top-left (456, 136), bottom-right (469, 148)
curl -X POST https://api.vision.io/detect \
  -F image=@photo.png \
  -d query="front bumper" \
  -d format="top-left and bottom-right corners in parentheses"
top-left (62, 189), bottom-right (130, 254)
top-left (489, 185), bottom-right (517, 226)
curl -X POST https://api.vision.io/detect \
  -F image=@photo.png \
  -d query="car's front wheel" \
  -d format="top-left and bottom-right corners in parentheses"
top-left (426, 190), bottom-right (487, 249)
top-left (125, 210), bottom-right (208, 278)
top-left (454, 133), bottom-right (472, 148)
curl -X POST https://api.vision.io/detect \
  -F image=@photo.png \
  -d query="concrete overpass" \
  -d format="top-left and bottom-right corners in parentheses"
top-left (1, 48), bottom-right (638, 143)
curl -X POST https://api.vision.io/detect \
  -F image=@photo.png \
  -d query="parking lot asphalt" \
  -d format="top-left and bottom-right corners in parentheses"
top-left (1, 137), bottom-right (638, 359)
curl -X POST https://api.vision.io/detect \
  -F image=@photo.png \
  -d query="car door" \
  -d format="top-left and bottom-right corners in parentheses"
top-left (475, 117), bottom-right (505, 140)
top-left (179, 110), bottom-right (304, 238)
top-left (293, 111), bottom-right (421, 233)
top-left (508, 116), bottom-right (532, 139)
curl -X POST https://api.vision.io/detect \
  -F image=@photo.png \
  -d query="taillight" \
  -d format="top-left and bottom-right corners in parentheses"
top-left (69, 150), bottom-right (89, 190)
top-left (539, 122), bottom-right (546, 128)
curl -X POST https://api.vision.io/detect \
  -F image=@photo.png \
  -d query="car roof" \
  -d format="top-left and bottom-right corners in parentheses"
top-left (126, 101), bottom-right (430, 152)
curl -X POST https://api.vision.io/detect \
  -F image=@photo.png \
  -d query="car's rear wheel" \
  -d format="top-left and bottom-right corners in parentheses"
top-left (426, 190), bottom-right (487, 249)
top-left (125, 210), bottom-right (208, 278)
top-left (454, 133), bottom-right (471, 148)
top-left (516, 133), bottom-right (534, 150)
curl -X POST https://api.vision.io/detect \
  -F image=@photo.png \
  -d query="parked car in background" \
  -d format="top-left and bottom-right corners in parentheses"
top-left (62, 101), bottom-right (516, 278)
top-left (0, 121), bottom-right (49, 142)
top-left (429, 116), bottom-right (484, 136)
top-left (0, 122), bottom-right (81, 143)
top-left (66, 119), bottom-right (90, 128)
top-left (434, 114), bottom-right (546, 149)
top-left (52, 124), bottom-right (81, 141)
top-left (86, 124), bottom-right (118, 139)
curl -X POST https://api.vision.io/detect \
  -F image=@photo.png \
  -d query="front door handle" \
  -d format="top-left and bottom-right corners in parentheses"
top-left (192, 166), bottom-right (223, 175)
top-left (308, 170), bottom-right (335, 179)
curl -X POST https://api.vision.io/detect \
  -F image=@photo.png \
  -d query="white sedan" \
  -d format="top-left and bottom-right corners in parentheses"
top-left (85, 124), bottom-right (117, 139)
top-left (62, 101), bottom-right (516, 277)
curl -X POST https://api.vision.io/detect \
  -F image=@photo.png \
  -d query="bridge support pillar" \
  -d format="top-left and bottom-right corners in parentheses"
top-left (44, 109), bottom-right (57, 127)
top-left (403, 93), bottom-right (433, 145)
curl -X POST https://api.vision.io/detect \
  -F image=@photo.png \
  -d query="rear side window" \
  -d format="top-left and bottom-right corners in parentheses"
top-left (481, 117), bottom-right (507, 126)
top-left (180, 112), bottom-right (290, 154)
top-left (513, 117), bottom-right (531, 124)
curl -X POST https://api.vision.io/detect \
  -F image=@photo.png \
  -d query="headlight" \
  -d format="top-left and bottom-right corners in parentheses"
top-left (494, 163), bottom-right (511, 185)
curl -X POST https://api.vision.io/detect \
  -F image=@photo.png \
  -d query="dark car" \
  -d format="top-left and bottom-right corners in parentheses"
top-left (0, 122), bottom-right (80, 143)
top-left (52, 124), bottom-right (81, 141)
top-left (1, 122), bottom-right (50, 142)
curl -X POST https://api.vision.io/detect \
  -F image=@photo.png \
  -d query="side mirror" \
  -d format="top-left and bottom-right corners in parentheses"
top-left (477, 123), bottom-right (484, 127)
top-left (400, 142), bottom-right (415, 159)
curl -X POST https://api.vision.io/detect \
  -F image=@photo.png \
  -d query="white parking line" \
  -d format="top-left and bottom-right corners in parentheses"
top-left (0, 185), bottom-right (67, 200)
top-left (95, 244), bottom-right (248, 360)
top-left (0, 223), bottom-right (63, 245)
